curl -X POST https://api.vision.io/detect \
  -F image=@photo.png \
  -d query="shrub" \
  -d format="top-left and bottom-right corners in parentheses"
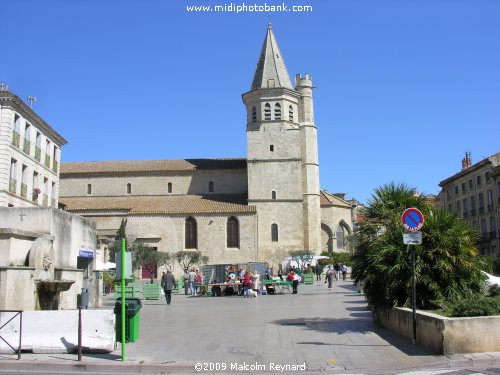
top-left (351, 182), bottom-right (486, 311)
top-left (444, 296), bottom-right (500, 317)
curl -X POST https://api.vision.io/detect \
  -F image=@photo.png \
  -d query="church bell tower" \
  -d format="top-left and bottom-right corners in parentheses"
top-left (242, 24), bottom-right (321, 258)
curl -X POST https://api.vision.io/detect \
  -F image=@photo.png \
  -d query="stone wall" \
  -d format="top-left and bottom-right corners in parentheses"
top-left (0, 267), bottom-right (36, 310)
top-left (374, 307), bottom-right (500, 354)
top-left (320, 205), bottom-right (353, 253)
top-left (60, 169), bottom-right (248, 197)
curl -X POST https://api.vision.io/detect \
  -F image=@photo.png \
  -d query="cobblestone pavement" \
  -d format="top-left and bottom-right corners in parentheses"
top-left (1, 280), bottom-right (499, 374)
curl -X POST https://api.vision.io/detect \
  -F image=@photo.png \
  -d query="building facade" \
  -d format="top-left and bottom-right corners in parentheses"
top-left (438, 152), bottom-right (500, 255)
top-left (59, 26), bottom-right (356, 275)
top-left (0, 86), bottom-right (67, 208)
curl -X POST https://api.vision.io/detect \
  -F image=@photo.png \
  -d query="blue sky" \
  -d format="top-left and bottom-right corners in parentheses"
top-left (1, 0), bottom-right (499, 203)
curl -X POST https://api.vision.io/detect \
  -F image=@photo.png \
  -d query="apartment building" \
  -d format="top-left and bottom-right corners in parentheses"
top-left (438, 152), bottom-right (500, 255)
top-left (0, 84), bottom-right (67, 207)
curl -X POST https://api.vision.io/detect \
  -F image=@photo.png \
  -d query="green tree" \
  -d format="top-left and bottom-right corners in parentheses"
top-left (108, 218), bottom-right (128, 262)
top-left (351, 182), bottom-right (486, 311)
top-left (174, 251), bottom-right (208, 271)
top-left (131, 243), bottom-right (172, 283)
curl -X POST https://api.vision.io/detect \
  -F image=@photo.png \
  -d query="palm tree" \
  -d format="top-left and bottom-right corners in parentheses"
top-left (352, 182), bottom-right (485, 311)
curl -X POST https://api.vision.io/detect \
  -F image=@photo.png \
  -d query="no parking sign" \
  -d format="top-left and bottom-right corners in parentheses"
top-left (401, 208), bottom-right (424, 232)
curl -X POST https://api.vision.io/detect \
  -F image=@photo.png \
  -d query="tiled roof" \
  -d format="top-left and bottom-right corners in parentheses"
top-left (61, 158), bottom-right (247, 175)
top-left (60, 194), bottom-right (255, 215)
top-left (320, 190), bottom-right (352, 208)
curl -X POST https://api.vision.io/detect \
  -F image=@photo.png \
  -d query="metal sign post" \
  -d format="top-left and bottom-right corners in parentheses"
top-left (401, 208), bottom-right (424, 345)
top-left (121, 238), bottom-right (126, 361)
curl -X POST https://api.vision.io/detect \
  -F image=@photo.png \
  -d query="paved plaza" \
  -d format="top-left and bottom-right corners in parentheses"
top-left (1, 280), bottom-right (499, 374)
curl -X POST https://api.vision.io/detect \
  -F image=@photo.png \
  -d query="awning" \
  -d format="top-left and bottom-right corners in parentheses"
top-left (94, 260), bottom-right (116, 271)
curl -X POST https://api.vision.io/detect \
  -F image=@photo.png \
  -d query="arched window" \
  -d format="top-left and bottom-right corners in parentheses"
top-left (87, 184), bottom-right (92, 195)
top-left (227, 216), bottom-right (239, 248)
top-left (185, 217), bottom-right (197, 249)
top-left (289, 105), bottom-right (294, 122)
top-left (271, 223), bottom-right (279, 242)
top-left (251, 106), bottom-right (257, 123)
top-left (208, 181), bottom-right (214, 193)
top-left (264, 103), bottom-right (271, 120)
top-left (126, 183), bottom-right (131, 194)
top-left (271, 191), bottom-right (276, 200)
top-left (274, 103), bottom-right (281, 120)
top-left (167, 182), bottom-right (172, 193)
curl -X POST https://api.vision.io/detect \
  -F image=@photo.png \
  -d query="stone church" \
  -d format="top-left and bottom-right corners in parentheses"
top-left (59, 25), bottom-right (356, 277)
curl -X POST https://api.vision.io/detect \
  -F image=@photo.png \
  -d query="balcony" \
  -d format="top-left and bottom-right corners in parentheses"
top-left (42, 194), bottom-right (48, 207)
top-left (20, 183), bottom-right (27, 198)
top-left (52, 160), bottom-right (59, 173)
top-left (23, 139), bottom-right (31, 154)
top-left (35, 147), bottom-right (41, 162)
top-left (45, 154), bottom-right (51, 168)
top-left (12, 131), bottom-right (20, 147)
top-left (9, 178), bottom-right (16, 194)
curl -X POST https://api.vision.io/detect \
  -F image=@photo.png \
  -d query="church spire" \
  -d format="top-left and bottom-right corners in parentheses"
top-left (250, 23), bottom-right (293, 91)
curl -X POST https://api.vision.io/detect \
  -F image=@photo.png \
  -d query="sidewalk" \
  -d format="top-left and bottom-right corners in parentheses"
top-left (1, 281), bottom-right (499, 374)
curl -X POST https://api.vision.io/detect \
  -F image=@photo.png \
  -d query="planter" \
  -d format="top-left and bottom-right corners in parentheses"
top-left (374, 307), bottom-right (500, 354)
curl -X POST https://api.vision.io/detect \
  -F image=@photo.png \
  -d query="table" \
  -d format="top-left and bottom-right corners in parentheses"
top-left (262, 280), bottom-right (292, 294)
top-left (207, 283), bottom-right (241, 296)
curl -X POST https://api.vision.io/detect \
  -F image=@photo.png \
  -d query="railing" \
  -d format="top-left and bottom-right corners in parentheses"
top-left (45, 154), bottom-right (51, 168)
top-left (23, 139), bottom-right (30, 154)
top-left (0, 310), bottom-right (23, 359)
top-left (20, 183), bottom-right (27, 198)
top-left (52, 160), bottom-right (59, 173)
top-left (11, 131), bottom-right (20, 147)
top-left (9, 178), bottom-right (16, 194)
top-left (43, 194), bottom-right (48, 206)
top-left (35, 146), bottom-right (41, 162)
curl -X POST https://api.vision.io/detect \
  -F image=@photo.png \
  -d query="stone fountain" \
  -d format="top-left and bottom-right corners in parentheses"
top-left (29, 237), bottom-right (75, 310)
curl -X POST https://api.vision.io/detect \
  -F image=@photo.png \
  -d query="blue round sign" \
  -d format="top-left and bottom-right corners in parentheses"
top-left (402, 208), bottom-right (424, 232)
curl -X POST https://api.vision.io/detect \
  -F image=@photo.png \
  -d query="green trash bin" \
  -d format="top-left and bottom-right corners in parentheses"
top-left (114, 298), bottom-right (142, 343)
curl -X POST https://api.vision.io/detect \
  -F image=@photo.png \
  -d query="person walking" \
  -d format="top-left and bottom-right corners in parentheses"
top-left (161, 270), bottom-right (176, 305)
top-left (183, 269), bottom-right (189, 295)
top-left (334, 263), bottom-right (341, 281)
top-left (188, 268), bottom-right (197, 296)
top-left (325, 266), bottom-right (334, 291)
top-left (288, 268), bottom-right (299, 294)
top-left (315, 264), bottom-right (322, 283)
top-left (341, 264), bottom-right (348, 281)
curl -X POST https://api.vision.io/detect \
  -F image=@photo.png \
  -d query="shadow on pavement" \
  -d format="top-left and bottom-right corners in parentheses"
top-left (271, 317), bottom-right (435, 356)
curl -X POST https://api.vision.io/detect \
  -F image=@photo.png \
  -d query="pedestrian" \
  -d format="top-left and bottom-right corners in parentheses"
top-left (334, 263), bottom-right (341, 281)
top-left (325, 266), bottom-right (334, 291)
top-left (315, 263), bottom-right (322, 283)
top-left (188, 268), bottom-right (197, 296)
top-left (341, 264), bottom-right (348, 281)
top-left (161, 270), bottom-right (176, 305)
top-left (252, 270), bottom-right (260, 293)
top-left (288, 268), bottom-right (299, 294)
top-left (243, 270), bottom-right (252, 297)
top-left (183, 269), bottom-right (189, 295)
